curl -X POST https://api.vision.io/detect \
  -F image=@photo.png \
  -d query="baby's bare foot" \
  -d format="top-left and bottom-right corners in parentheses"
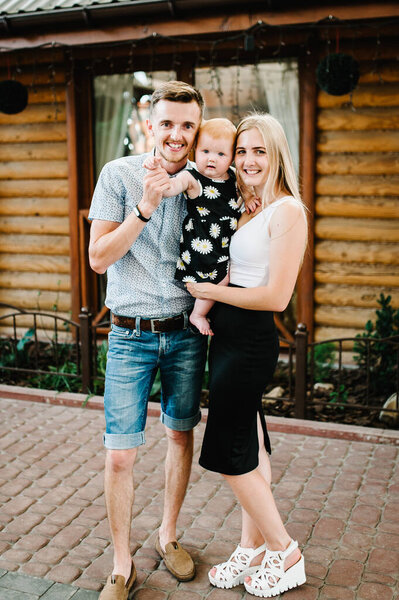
top-left (189, 313), bottom-right (213, 336)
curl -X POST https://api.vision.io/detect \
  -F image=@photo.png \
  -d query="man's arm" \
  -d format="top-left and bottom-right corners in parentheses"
top-left (89, 167), bottom-right (171, 274)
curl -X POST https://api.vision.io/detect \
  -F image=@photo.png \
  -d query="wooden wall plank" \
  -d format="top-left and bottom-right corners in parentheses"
top-left (0, 143), bottom-right (67, 161)
top-left (316, 174), bottom-right (399, 196)
top-left (0, 289), bottom-right (71, 311)
top-left (318, 130), bottom-right (399, 153)
top-left (0, 180), bottom-right (68, 197)
top-left (0, 198), bottom-right (69, 216)
top-left (0, 161), bottom-right (68, 180)
top-left (318, 107), bottom-right (399, 131)
top-left (315, 217), bottom-right (399, 242)
top-left (359, 61), bottom-right (399, 83)
top-left (0, 272), bottom-right (70, 291)
top-left (317, 153), bottom-right (399, 175)
top-left (315, 196), bottom-right (399, 218)
top-left (0, 254), bottom-right (70, 273)
top-left (318, 84), bottom-right (399, 108)
top-left (0, 123), bottom-right (67, 143)
top-left (27, 86), bottom-right (66, 105)
top-left (314, 326), bottom-right (363, 343)
top-left (315, 240), bottom-right (399, 265)
top-left (315, 305), bottom-right (377, 328)
top-left (315, 283), bottom-right (399, 307)
top-left (0, 104), bottom-right (66, 125)
top-left (0, 70), bottom-right (66, 85)
top-left (315, 261), bottom-right (399, 286)
top-left (0, 216), bottom-right (69, 235)
top-left (0, 234), bottom-right (70, 255)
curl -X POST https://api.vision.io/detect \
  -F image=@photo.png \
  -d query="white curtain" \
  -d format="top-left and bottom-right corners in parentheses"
top-left (257, 61), bottom-right (299, 174)
top-left (94, 74), bottom-right (133, 178)
top-left (195, 60), bottom-right (299, 173)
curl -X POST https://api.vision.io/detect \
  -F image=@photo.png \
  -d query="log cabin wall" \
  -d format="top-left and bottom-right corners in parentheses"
top-left (0, 64), bottom-right (70, 337)
top-left (314, 56), bottom-right (399, 341)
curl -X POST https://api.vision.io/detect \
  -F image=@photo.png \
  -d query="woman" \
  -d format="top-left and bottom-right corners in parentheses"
top-left (186, 113), bottom-right (308, 598)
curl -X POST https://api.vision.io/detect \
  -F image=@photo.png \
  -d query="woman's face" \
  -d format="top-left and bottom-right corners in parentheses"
top-left (235, 127), bottom-right (269, 193)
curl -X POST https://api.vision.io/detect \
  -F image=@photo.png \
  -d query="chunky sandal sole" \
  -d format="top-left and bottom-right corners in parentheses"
top-left (244, 556), bottom-right (306, 598)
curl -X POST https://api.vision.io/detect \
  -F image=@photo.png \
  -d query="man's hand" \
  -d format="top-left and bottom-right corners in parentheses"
top-left (141, 165), bottom-right (172, 216)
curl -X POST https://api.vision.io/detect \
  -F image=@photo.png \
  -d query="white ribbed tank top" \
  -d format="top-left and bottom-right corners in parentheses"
top-left (229, 196), bottom-right (302, 288)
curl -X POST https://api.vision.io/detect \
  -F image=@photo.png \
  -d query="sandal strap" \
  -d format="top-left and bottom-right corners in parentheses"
top-left (213, 542), bottom-right (267, 579)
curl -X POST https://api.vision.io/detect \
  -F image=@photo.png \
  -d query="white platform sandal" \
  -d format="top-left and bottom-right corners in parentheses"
top-left (208, 543), bottom-right (267, 589)
top-left (244, 539), bottom-right (306, 598)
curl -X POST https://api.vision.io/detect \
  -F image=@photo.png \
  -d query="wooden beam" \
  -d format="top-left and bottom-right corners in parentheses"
top-left (296, 51), bottom-right (317, 340)
top-left (1, 4), bottom-right (398, 51)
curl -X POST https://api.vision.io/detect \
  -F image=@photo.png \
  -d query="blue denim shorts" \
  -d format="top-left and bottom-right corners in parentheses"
top-left (103, 321), bottom-right (207, 450)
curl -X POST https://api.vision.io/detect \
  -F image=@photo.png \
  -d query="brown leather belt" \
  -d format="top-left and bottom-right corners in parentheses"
top-left (112, 312), bottom-right (188, 334)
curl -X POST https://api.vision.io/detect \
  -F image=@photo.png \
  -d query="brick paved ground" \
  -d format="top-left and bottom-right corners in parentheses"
top-left (0, 397), bottom-right (398, 600)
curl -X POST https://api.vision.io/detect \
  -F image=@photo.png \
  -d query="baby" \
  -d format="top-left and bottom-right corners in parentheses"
top-left (144, 118), bottom-right (256, 335)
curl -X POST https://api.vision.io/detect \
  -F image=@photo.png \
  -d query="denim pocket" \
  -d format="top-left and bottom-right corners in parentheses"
top-left (110, 324), bottom-right (134, 338)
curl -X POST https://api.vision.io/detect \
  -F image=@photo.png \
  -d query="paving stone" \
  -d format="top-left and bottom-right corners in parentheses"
top-left (40, 583), bottom-right (77, 599)
top-left (70, 590), bottom-right (99, 599)
top-left (0, 572), bottom-right (52, 595)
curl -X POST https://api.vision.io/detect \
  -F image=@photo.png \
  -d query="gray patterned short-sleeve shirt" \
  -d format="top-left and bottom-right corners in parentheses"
top-left (89, 153), bottom-right (194, 318)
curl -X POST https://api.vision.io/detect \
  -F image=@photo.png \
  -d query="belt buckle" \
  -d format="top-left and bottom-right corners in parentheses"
top-left (150, 317), bottom-right (167, 333)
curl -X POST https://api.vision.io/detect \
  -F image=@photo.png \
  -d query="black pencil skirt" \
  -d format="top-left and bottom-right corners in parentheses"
top-left (199, 293), bottom-right (279, 476)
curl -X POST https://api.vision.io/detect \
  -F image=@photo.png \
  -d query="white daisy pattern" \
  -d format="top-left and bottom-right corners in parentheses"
top-left (182, 275), bottom-right (196, 283)
top-left (185, 218), bottom-right (194, 231)
top-left (203, 186), bottom-right (220, 200)
top-left (191, 238), bottom-right (202, 252)
top-left (197, 207), bottom-right (210, 216)
top-left (176, 259), bottom-right (186, 271)
top-left (197, 270), bottom-right (218, 280)
top-left (230, 217), bottom-right (238, 230)
top-left (228, 198), bottom-right (240, 210)
top-left (217, 255), bottom-right (229, 263)
top-left (209, 223), bottom-right (221, 238)
top-left (221, 237), bottom-right (229, 248)
top-left (181, 250), bottom-right (191, 264)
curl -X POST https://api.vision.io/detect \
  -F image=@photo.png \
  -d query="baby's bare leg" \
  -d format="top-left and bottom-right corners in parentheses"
top-left (189, 274), bottom-right (229, 336)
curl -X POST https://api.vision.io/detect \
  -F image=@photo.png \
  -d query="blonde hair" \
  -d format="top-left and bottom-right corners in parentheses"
top-left (235, 113), bottom-right (302, 209)
top-left (199, 118), bottom-right (236, 144)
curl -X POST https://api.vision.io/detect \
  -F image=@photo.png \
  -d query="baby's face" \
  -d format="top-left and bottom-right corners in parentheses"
top-left (195, 132), bottom-right (234, 180)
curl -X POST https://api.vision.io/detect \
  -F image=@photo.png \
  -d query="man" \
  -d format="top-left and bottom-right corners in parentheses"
top-left (89, 81), bottom-right (207, 600)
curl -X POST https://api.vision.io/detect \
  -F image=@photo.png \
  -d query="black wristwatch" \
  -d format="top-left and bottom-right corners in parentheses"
top-left (133, 204), bottom-right (151, 222)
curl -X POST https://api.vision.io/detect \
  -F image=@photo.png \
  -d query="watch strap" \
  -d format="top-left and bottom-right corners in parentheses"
top-left (133, 204), bottom-right (150, 222)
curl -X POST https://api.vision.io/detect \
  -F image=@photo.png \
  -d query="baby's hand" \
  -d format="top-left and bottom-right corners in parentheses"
top-left (244, 196), bottom-right (261, 214)
top-left (143, 155), bottom-right (162, 170)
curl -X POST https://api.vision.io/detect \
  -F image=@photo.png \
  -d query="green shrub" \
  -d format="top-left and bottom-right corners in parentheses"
top-left (309, 341), bottom-right (337, 382)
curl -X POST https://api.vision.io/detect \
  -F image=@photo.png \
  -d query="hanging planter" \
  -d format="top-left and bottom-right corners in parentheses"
top-left (0, 79), bottom-right (28, 114)
top-left (316, 52), bottom-right (359, 96)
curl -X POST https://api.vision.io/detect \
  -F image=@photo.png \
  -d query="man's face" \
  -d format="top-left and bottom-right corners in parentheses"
top-left (147, 99), bottom-right (202, 174)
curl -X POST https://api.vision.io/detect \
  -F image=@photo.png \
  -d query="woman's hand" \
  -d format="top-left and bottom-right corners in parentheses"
top-left (186, 282), bottom-right (215, 299)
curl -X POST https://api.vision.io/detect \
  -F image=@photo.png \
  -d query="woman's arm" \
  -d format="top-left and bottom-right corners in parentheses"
top-left (186, 202), bottom-right (307, 311)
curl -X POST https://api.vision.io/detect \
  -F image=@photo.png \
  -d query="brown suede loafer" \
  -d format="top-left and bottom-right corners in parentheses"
top-left (99, 560), bottom-right (137, 600)
top-left (156, 537), bottom-right (195, 581)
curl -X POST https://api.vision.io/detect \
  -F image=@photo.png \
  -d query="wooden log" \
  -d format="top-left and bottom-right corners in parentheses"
top-left (0, 234), bottom-right (70, 255)
top-left (0, 254), bottom-right (70, 273)
top-left (315, 216), bottom-right (399, 242)
top-left (315, 196), bottom-right (399, 219)
top-left (317, 84), bottom-right (399, 109)
top-left (0, 70), bottom-right (66, 86)
top-left (0, 143), bottom-right (67, 161)
top-left (0, 289), bottom-right (71, 311)
top-left (315, 261), bottom-right (399, 286)
top-left (315, 283), bottom-right (399, 308)
top-left (0, 123), bottom-right (67, 143)
top-left (314, 326), bottom-right (363, 345)
top-left (0, 104), bottom-right (66, 126)
top-left (315, 240), bottom-right (399, 265)
top-left (359, 61), bottom-right (399, 83)
top-left (0, 216), bottom-right (69, 235)
top-left (0, 325), bottom-right (73, 342)
top-left (315, 305), bottom-right (377, 328)
top-left (0, 161), bottom-right (68, 180)
top-left (316, 153), bottom-right (399, 176)
top-left (27, 86), bottom-right (66, 105)
top-left (0, 308), bottom-right (71, 325)
top-left (316, 175), bottom-right (399, 196)
top-left (0, 180), bottom-right (69, 198)
top-left (318, 131), bottom-right (399, 153)
top-left (0, 197), bottom-right (69, 216)
top-left (0, 271), bottom-right (70, 291)
top-left (318, 107), bottom-right (399, 131)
